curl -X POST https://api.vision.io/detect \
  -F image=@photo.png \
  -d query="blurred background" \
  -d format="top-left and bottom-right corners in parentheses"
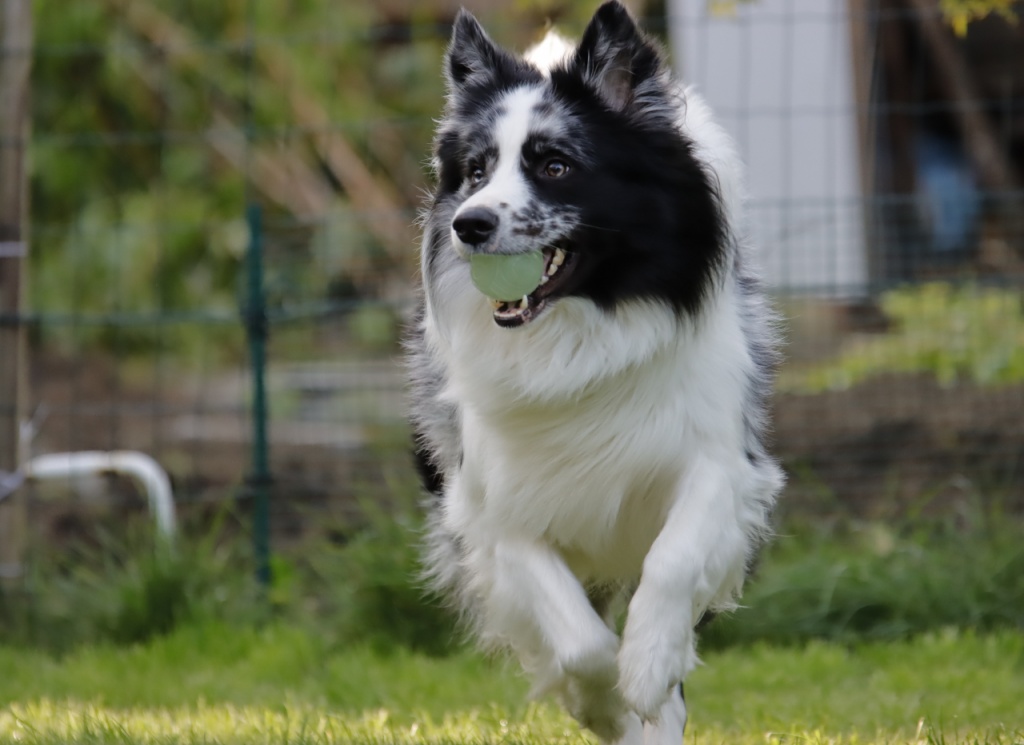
top-left (0, 0), bottom-right (1022, 653)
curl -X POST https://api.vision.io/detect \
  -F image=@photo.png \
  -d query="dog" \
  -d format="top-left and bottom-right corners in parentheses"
top-left (406, 2), bottom-right (784, 742)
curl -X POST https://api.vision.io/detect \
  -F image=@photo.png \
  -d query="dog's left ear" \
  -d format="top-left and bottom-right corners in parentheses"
top-left (572, 1), bottom-right (663, 111)
top-left (446, 10), bottom-right (510, 95)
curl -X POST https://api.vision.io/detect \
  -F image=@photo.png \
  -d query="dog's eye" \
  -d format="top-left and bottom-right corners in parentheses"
top-left (468, 165), bottom-right (486, 185)
top-left (542, 159), bottom-right (570, 179)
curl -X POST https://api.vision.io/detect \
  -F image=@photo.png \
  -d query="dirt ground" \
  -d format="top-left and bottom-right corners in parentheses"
top-left (773, 374), bottom-right (1024, 518)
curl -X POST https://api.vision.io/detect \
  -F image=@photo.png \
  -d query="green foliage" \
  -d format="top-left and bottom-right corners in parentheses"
top-left (33, 2), bottom-right (246, 330)
top-left (0, 510), bottom-right (265, 654)
top-left (701, 511), bottom-right (1024, 650)
top-left (941, 0), bottom-right (1018, 35)
top-left (30, 0), bottom-right (445, 353)
top-left (0, 478), bottom-right (454, 656)
top-left (298, 485), bottom-right (458, 656)
top-left (7, 490), bottom-right (1024, 662)
top-left (780, 283), bottom-right (1024, 393)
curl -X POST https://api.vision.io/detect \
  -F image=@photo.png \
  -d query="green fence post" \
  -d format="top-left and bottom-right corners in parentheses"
top-left (245, 202), bottom-right (271, 588)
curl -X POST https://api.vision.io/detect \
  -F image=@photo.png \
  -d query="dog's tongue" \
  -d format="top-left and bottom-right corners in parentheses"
top-left (469, 251), bottom-right (545, 301)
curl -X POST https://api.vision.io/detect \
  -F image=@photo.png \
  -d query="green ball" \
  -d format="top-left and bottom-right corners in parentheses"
top-left (469, 251), bottom-right (545, 301)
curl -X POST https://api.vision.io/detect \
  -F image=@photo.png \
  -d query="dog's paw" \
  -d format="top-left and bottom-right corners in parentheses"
top-left (616, 651), bottom-right (674, 721)
top-left (576, 704), bottom-right (636, 744)
top-left (617, 628), bottom-right (694, 721)
top-left (641, 686), bottom-right (687, 745)
top-left (562, 671), bottom-right (633, 742)
top-left (611, 712), bottom-right (644, 745)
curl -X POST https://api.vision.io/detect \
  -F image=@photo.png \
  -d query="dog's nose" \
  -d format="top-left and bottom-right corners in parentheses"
top-left (453, 207), bottom-right (499, 248)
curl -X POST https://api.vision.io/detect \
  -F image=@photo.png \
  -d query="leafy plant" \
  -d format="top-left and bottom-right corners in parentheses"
top-left (299, 477), bottom-right (459, 656)
top-left (0, 461), bottom-right (457, 656)
top-left (941, 0), bottom-right (1018, 35)
top-left (8, 463), bottom-right (1024, 658)
top-left (780, 283), bottom-right (1024, 393)
top-left (30, 0), bottom-right (445, 355)
top-left (701, 510), bottom-right (1024, 650)
top-left (0, 507), bottom-right (264, 653)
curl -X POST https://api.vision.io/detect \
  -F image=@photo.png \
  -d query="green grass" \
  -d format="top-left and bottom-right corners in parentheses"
top-left (4, 509), bottom-right (1023, 743)
top-left (1, 622), bottom-right (1022, 744)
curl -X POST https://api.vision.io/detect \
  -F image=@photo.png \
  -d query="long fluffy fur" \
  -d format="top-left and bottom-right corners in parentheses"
top-left (407, 3), bottom-right (784, 742)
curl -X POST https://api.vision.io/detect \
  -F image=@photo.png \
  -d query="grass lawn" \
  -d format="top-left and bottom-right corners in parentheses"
top-left (1, 623), bottom-right (1022, 744)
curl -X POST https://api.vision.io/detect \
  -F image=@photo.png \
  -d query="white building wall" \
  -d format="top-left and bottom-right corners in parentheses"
top-left (668, 0), bottom-right (867, 294)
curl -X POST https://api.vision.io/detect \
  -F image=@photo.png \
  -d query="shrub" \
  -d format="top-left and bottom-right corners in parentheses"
top-left (700, 510), bottom-right (1024, 650)
top-left (0, 507), bottom-right (265, 653)
top-left (6, 482), bottom-right (1023, 657)
top-left (780, 283), bottom-right (1024, 393)
top-left (297, 487), bottom-right (459, 656)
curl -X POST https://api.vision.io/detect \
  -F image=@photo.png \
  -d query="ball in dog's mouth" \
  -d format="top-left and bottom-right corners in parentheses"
top-left (473, 246), bottom-right (576, 328)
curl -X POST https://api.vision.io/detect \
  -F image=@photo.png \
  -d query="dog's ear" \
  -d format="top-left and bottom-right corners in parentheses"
top-left (445, 9), bottom-right (508, 94)
top-left (572, 1), bottom-right (663, 111)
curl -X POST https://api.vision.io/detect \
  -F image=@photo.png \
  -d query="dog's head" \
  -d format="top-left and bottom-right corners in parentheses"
top-left (426, 1), bottom-right (727, 329)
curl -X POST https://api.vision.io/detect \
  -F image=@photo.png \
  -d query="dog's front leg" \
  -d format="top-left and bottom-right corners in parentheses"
top-left (484, 539), bottom-right (635, 742)
top-left (618, 454), bottom-right (744, 727)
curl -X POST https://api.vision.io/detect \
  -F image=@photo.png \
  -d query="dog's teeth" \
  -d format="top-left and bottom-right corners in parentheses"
top-left (520, 295), bottom-right (529, 309)
top-left (490, 299), bottom-right (502, 309)
top-left (540, 275), bottom-right (549, 284)
top-left (552, 248), bottom-right (566, 267)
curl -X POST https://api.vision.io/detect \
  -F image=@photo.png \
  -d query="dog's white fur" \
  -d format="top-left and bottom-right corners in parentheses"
top-left (412, 24), bottom-right (784, 745)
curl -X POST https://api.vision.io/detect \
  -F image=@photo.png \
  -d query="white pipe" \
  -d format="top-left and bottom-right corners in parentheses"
top-left (25, 451), bottom-right (176, 539)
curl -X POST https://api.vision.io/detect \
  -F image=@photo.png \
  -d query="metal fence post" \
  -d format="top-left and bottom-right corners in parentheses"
top-left (0, 0), bottom-right (32, 588)
top-left (245, 202), bottom-right (271, 588)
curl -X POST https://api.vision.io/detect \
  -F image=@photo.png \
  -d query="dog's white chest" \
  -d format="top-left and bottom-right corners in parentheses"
top-left (454, 345), bottom-right (707, 579)
top-left (437, 292), bottom-right (753, 581)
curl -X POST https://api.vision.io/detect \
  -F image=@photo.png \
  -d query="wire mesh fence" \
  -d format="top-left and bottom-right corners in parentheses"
top-left (2, 0), bottom-right (1023, 582)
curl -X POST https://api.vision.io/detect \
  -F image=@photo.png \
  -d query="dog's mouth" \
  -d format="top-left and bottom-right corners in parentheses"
top-left (488, 244), bottom-right (578, 328)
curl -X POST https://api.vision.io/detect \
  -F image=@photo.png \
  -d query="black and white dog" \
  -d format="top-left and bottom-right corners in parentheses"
top-left (407, 3), bottom-right (784, 742)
